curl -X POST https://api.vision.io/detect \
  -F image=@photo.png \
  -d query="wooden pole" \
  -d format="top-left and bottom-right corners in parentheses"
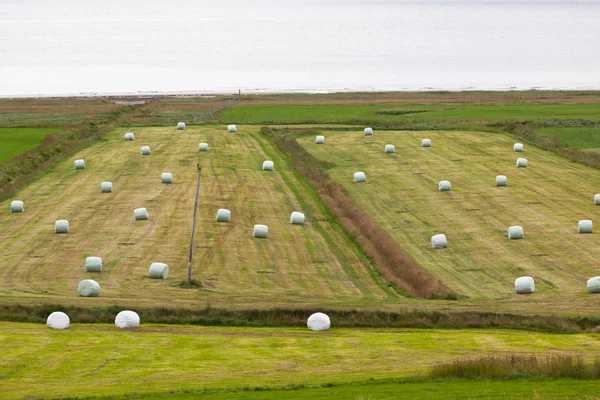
top-left (187, 164), bottom-right (202, 285)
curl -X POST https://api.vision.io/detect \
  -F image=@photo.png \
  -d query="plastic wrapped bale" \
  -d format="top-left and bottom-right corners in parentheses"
top-left (262, 160), bottom-right (274, 171)
top-left (587, 276), bottom-right (600, 293)
top-left (124, 132), bottom-right (134, 141)
top-left (364, 127), bottom-right (373, 136)
top-left (115, 310), bottom-right (140, 329)
top-left (515, 276), bottom-right (535, 294)
top-left (438, 180), bottom-right (451, 191)
top-left (516, 158), bottom-right (527, 168)
top-left (595, 194), bottom-right (600, 205)
top-left (422, 139), bottom-right (431, 147)
top-left (199, 143), bottom-right (209, 151)
top-left (508, 225), bottom-right (524, 240)
top-left (161, 172), bottom-right (173, 184)
top-left (74, 159), bottom-right (85, 170)
top-left (578, 220), bottom-right (593, 234)
top-left (253, 224), bottom-right (268, 238)
top-left (85, 256), bottom-right (103, 272)
top-left (10, 200), bottom-right (24, 213)
top-left (496, 175), bottom-right (507, 186)
top-left (354, 172), bottom-right (366, 182)
top-left (315, 135), bottom-right (325, 144)
top-left (176, 122), bottom-right (186, 130)
top-left (307, 312), bottom-right (330, 331)
top-left (78, 279), bottom-right (100, 297)
top-left (385, 144), bottom-right (395, 153)
top-left (514, 143), bottom-right (524, 152)
top-left (141, 146), bottom-right (151, 155)
top-left (100, 182), bottom-right (113, 193)
top-left (431, 234), bottom-right (447, 249)
top-left (216, 208), bottom-right (231, 222)
top-left (290, 211), bottom-right (305, 225)
top-left (149, 262), bottom-right (169, 279)
top-left (134, 208), bottom-right (149, 220)
top-left (55, 220), bottom-right (69, 234)
top-left (227, 124), bottom-right (237, 132)
top-left (47, 312), bottom-right (70, 329)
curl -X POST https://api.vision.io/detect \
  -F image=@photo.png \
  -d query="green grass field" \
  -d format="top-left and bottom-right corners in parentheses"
top-left (0, 127), bottom-right (63, 162)
top-left (539, 126), bottom-right (600, 150)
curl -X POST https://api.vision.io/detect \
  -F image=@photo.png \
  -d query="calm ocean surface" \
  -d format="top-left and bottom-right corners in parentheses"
top-left (1, 0), bottom-right (599, 96)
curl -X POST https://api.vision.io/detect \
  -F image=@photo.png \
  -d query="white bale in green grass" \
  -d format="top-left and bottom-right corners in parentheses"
top-left (74, 159), bottom-right (85, 170)
top-left (115, 310), bottom-right (140, 329)
top-left (85, 256), bottom-right (103, 272)
top-left (54, 220), bottom-right (69, 234)
top-left (496, 175), bottom-right (507, 186)
top-left (176, 122), bottom-right (186, 130)
top-left (384, 144), bottom-right (395, 153)
top-left (149, 262), bottom-right (169, 279)
top-left (515, 276), bottom-right (535, 294)
top-left (10, 200), bottom-right (24, 213)
top-left (290, 211), bottom-right (305, 225)
top-left (354, 172), bottom-right (366, 182)
top-left (262, 160), bottom-right (274, 171)
top-left (161, 172), bottom-right (173, 184)
top-left (315, 135), bottom-right (325, 144)
top-left (422, 139), bottom-right (431, 147)
top-left (595, 194), bottom-right (600, 205)
top-left (364, 127), bottom-right (373, 136)
top-left (307, 312), bottom-right (330, 331)
top-left (516, 158), bottom-right (527, 168)
top-left (227, 124), bottom-right (237, 132)
top-left (216, 208), bottom-right (231, 222)
top-left (431, 234), bottom-right (447, 249)
top-left (124, 132), bottom-right (134, 141)
top-left (199, 143), bottom-right (209, 151)
top-left (253, 224), bottom-right (268, 238)
top-left (134, 208), bottom-right (148, 220)
top-left (514, 143), bottom-right (524, 152)
top-left (47, 312), bottom-right (70, 329)
top-left (100, 182), bottom-right (113, 193)
top-left (587, 276), bottom-right (600, 293)
top-left (578, 220), bottom-right (593, 234)
top-left (141, 146), bottom-right (151, 155)
top-left (508, 225), bottom-right (523, 240)
top-left (438, 180), bottom-right (451, 191)
top-left (78, 279), bottom-right (100, 297)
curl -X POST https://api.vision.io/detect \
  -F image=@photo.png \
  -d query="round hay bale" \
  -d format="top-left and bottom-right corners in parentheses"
top-left (496, 175), bottom-right (507, 186)
top-left (10, 200), bottom-right (24, 213)
top-left (100, 182), bottom-right (113, 193)
top-left (140, 146), bottom-right (151, 155)
top-left (431, 234), bottom-right (447, 249)
top-left (594, 194), bottom-right (600, 205)
top-left (124, 132), bottom-right (134, 141)
top-left (422, 139), bottom-right (431, 147)
top-left (78, 279), bottom-right (100, 297)
top-left (262, 161), bottom-right (274, 171)
top-left (578, 220), bottom-right (593, 234)
top-left (438, 180), bottom-right (451, 191)
top-left (354, 172), bottom-right (366, 182)
top-left (161, 173), bottom-right (173, 184)
top-left (514, 143), bottom-right (524, 152)
top-left (508, 225), bottom-right (524, 240)
top-left (290, 211), bottom-right (305, 225)
top-left (47, 311), bottom-right (70, 329)
top-left (384, 144), bottom-right (395, 153)
top-left (587, 276), bottom-right (600, 293)
top-left (54, 220), bottom-right (69, 234)
top-left (199, 143), bottom-right (209, 151)
top-left (253, 224), bottom-right (268, 238)
top-left (176, 122), bottom-right (186, 130)
top-left (216, 208), bottom-right (231, 222)
top-left (364, 127), bottom-right (373, 136)
top-left (315, 135), bottom-right (325, 144)
top-left (85, 256), bottom-right (103, 272)
top-left (307, 312), bottom-right (330, 331)
top-left (134, 208), bottom-right (149, 221)
top-left (115, 310), bottom-right (140, 329)
top-left (149, 262), bottom-right (169, 279)
top-left (516, 158), bottom-right (527, 168)
top-left (227, 124), bottom-right (237, 132)
top-left (515, 276), bottom-right (535, 294)
top-left (74, 159), bottom-right (85, 170)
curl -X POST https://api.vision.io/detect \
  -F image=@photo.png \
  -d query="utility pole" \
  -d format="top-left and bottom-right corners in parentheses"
top-left (187, 164), bottom-right (202, 285)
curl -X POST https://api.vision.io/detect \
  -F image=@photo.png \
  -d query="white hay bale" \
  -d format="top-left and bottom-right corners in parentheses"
top-left (384, 144), bottom-right (395, 153)
top-left (100, 182), bottom-right (113, 193)
top-left (115, 310), bottom-right (140, 329)
top-left (140, 146), bottom-right (151, 155)
top-left (54, 220), bottom-right (69, 234)
top-left (290, 211), bottom-right (305, 225)
top-left (516, 158), bottom-right (527, 168)
top-left (594, 194), bottom-right (600, 205)
top-left (515, 276), bottom-right (535, 294)
top-left (78, 279), bottom-right (100, 297)
top-left (47, 312), bottom-right (70, 329)
top-left (587, 276), bottom-right (600, 293)
top-left (514, 143), bottom-right (524, 152)
top-left (149, 262), bottom-right (169, 279)
top-left (227, 124), bottom-right (237, 132)
top-left (176, 122), bottom-right (186, 130)
top-left (253, 224), bottom-right (268, 238)
top-left (354, 172), bottom-right (366, 182)
top-left (216, 208), bottom-right (231, 222)
top-left (74, 159), bottom-right (85, 170)
top-left (307, 312), bottom-right (330, 331)
top-left (364, 127), bottom-right (373, 136)
top-left (161, 172), bottom-right (173, 184)
top-left (134, 208), bottom-right (149, 220)
top-left (431, 234), bottom-right (447, 249)
top-left (315, 135), bottom-right (325, 144)
top-left (508, 225), bottom-right (524, 240)
top-left (578, 220), bottom-right (593, 234)
top-left (10, 200), bottom-right (24, 213)
top-left (422, 139), bottom-right (431, 147)
top-left (85, 256), bottom-right (103, 272)
top-left (199, 143), bottom-right (209, 151)
top-left (438, 180), bottom-right (451, 191)
top-left (124, 132), bottom-right (134, 141)
top-left (496, 175), bottom-right (507, 186)
top-left (262, 161), bottom-right (274, 171)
